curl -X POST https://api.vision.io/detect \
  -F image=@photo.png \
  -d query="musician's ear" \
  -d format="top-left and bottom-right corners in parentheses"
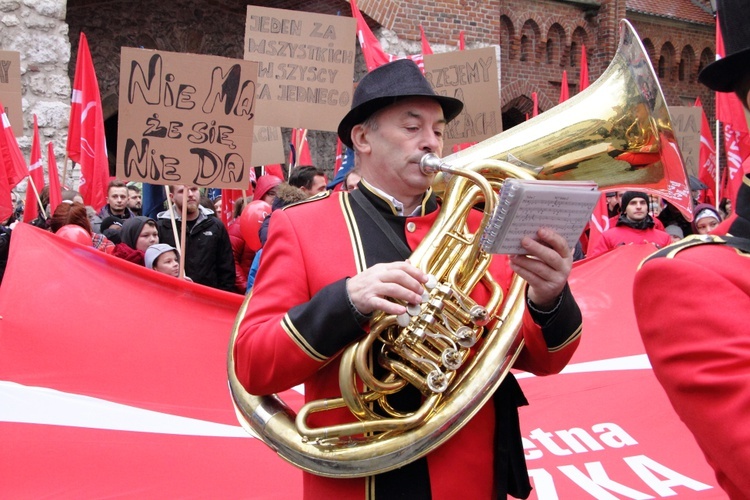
top-left (350, 124), bottom-right (371, 155)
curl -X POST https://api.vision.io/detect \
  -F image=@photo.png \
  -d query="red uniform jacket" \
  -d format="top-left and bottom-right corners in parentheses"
top-left (234, 186), bottom-right (582, 500)
top-left (634, 175), bottom-right (750, 499)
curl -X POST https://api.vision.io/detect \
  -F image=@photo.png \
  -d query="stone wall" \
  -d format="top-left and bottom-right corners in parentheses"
top-left (0, 0), bottom-right (70, 188)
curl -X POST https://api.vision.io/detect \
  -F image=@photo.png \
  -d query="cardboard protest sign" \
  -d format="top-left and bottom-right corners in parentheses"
top-left (244, 6), bottom-right (356, 132)
top-left (0, 51), bottom-right (23, 136)
top-left (116, 48), bottom-right (258, 189)
top-left (251, 125), bottom-right (285, 166)
top-left (424, 47), bottom-right (502, 153)
top-left (669, 106), bottom-right (701, 177)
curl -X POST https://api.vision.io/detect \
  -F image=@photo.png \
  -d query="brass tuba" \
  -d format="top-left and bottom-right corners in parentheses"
top-left (227, 19), bottom-right (691, 478)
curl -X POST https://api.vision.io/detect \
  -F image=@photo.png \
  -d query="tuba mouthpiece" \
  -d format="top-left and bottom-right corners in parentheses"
top-left (420, 153), bottom-right (447, 175)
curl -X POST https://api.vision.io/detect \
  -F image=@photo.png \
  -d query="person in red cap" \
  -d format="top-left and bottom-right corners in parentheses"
top-left (233, 58), bottom-right (582, 499)
top-left (253, 174), bottom-right (282, 206)
top-left (635, 1), bottom-right (750, 497)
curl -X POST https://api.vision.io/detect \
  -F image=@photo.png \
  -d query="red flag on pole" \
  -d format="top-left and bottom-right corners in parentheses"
top-left (350, 0), bottom-right (391, 71)
top-left (0, 100), bottom-right (28, 188)
top-left (559, 70), bottom-right (570, 103)
top-left (66, 32), bottom-right (110, 211)
top-left (263, 164), bottom-right (284, 181)
top-left (23, 115), bottom-right (44, 222)
top-left (350, 0), bottom-right (424, 72)
top-left (695, 98), bottom-right (718, 205)
top-left (458, 31), bottom-right (466, 51)
top-left (714, 16), bottom-right (750, 206)
top-left (579, 44), bottom-right (589, 92)
top-left (531, 92), bottom-right (539, 117)
top-left (47, 142), bottom-right (62, 214)
top-left (289, 128), bottom-right (312, 167)
top-left (419, 25), bottom-right (433, 56)
top-left (0, 101), bottom-right (28, 222)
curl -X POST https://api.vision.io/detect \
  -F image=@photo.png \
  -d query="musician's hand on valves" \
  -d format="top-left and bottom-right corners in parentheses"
top-left (347, 260), bottom-right (429, 316)
top-left (508, 228), bottom-right (573, 310)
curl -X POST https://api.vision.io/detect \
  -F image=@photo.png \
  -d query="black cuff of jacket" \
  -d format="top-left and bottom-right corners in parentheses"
top-left (526, 283), bottom-right (582, 350)
top-left (287, 278), bottom-right (367, 358)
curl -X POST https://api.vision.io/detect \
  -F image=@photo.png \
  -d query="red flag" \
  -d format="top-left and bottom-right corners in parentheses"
top-left (722, 124), bottom-right (750, 207)
top-left (0, 100), bottom-right (28, 188)
top-left (289, 128), bottom-right (312, 167)
top-left (47, 142), bottom-right (62, 214)
top-left (714, 15), bottom-right (750, 206)
top-left (585, 192), bottom-right (611, 257)
top-left (579, 44), bottom-right (589, 92)
top-left (695, 98), bottom-right (718, 205)
top-left (420, 25), bottom-right (433, 56)
top-left (23, 115), bottom-right (44, 222)
top-left (351, 0), bottom-right (391, 71)
top-left (458, 31), bottom-right (466, 51)
top-left (66, 32), bottom-right (110, 211)
top-left (559, 70), bottom-right (569, 103)
top-left (350, 0), bottom-right (424, 72)
top-left (263, 164), bottom-right (284, 181)
top-left (531, 92), bottom-right (539, 117)
top-left (0, 101), bottom-right (27, 222)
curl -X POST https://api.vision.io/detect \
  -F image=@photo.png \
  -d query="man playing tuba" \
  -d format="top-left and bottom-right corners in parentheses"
top-left (233, 59), bottom-right (582, 499)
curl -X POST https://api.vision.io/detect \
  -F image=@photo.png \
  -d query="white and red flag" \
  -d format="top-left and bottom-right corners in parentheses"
top-left (66, 32), bottom-right (110, 211)
top-left (584, 191), bottom-right (611, 256)
top-left (47, 142), bottom-right (62, 214)
top-left (23, 115), bottom-right (44, 222)
top-left (0, 101), bottom-right (28, 222)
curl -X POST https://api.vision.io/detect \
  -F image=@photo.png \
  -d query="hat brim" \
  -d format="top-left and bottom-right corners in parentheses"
top-left (337, 94), bottom-right (464, 149)
top-left (699, 48), bottom-right (750, 92)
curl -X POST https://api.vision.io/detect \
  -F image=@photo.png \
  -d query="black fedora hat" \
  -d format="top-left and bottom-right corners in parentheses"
top-left (698, 0), bottom-right (750, 92)
top-left (337, 59), bottom-right (464, 149)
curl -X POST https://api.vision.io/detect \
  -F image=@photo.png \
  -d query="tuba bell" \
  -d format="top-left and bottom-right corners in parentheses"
top-left (227, 19), bottom-right (691, 478)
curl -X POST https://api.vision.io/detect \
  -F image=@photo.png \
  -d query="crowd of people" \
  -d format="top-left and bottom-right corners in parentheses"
top-left (0, 162), bottom-right (357, 293)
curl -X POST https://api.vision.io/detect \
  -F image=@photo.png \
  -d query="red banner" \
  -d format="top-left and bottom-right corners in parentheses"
top-left (0, 226), bottom-right (722, 497)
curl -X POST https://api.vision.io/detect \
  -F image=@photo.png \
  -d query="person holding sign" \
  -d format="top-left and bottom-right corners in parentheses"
top-left (233, 59), bottom-right (582, 498)
top-left (156, 185), bottom-right (235, 292)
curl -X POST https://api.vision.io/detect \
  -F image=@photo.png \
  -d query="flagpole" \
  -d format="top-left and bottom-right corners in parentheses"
top-left (164, 185), bottom-right (183, 275)
top-left (62, 154), bottom-right (71, 189)
top-left (27, 175), bottom-right (47, 220)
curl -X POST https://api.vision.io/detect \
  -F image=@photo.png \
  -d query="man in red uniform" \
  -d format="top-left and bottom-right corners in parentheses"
top-left (634, 0), bottom-right (750, 496)
top-left (234, 59), bottom-right (582, 499)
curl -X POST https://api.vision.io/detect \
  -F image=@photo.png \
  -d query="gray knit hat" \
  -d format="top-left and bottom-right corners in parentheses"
top-left (145, 243), bottom-right (179, 270)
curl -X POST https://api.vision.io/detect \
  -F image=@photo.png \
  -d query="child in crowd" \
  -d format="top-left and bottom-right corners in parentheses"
top-left (145, 243), bottom-right (191, 281)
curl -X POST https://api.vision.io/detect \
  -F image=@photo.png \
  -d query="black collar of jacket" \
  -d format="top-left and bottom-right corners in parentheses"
top-left (357, 182), bottom-right (438, 217)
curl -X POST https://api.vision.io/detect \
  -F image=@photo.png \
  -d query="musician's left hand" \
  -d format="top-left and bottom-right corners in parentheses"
top-left (508, 228), bottom-right (573, 310)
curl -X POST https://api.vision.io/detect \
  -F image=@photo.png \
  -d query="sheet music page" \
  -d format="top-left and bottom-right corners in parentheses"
top-left (481, 179), bottom-right (600, 255)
